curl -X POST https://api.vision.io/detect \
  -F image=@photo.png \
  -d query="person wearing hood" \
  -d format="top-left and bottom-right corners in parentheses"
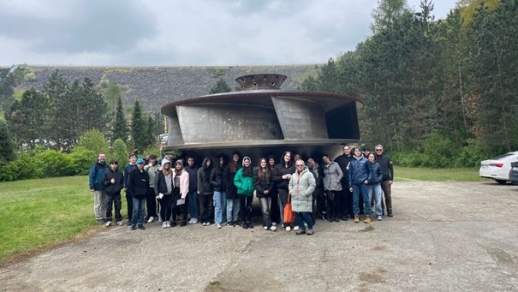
top-left (210, 154), bottom-right (227, 229)
top-left (225, 151), bottom-right (241, 227)
top-left (289, 159), bottom-right (316, 235)
top-left (89, 152), bottom-right (108, 223)
top-left (155, 158), bottom-right (174, 228)
top-left (197, 157), bottom-right (214, 226)
top-left (273, 151), bottom-right (295, 231)
top-left (234, 156), bottom-right (255, 229)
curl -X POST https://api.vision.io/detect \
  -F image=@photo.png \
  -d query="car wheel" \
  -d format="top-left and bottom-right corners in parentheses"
top-left (495, 179), bottom-right (508, 185)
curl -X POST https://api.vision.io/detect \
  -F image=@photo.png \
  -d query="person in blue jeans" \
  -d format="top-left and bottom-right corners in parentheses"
top-left (210, 154), bottom-right (227, 229)
top-left (128, 158), bottom-right (149, 230)
top-left (365, 153), bottom-right (384, 221)
top-left (349, 148), bottom-right (370, 223)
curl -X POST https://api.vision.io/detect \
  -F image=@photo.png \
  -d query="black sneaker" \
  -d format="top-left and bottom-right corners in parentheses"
top-left (248, 222), bottom-right (254, 228)
top-left (138, 224), bottom-right (145, 230)
top-left (341, 216), bottom-right (348, 221)
top-left (171, 222), bottom-right (177, 227)
top-left (130, 225), bottom-right (136, 230)
top-left (242, 222), bottom-right (249, 229)
top-left (179, 221), bottom-right (187, 227)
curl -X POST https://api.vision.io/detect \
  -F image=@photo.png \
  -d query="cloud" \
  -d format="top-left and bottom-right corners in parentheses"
top-left (0, 0), bottom-right (455, 66)
top-left (0, 0), bottom-right (157, 54)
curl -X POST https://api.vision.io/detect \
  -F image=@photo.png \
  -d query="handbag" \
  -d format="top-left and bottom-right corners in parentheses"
top-left (283, 194), bottom-right (295, 223)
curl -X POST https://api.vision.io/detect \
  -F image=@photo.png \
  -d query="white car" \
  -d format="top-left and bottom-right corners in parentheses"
top-left (479, 151), bottom-right (518, 184)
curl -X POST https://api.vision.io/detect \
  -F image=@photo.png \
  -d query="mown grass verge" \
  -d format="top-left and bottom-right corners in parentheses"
top-left (0, 176), bottom-right (119, 265)
top-left (395, 167), bottom-right (483, 182)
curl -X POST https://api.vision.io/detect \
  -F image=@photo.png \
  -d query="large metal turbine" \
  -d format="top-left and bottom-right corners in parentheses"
top-left (161, 74), bottom-right (363, 162)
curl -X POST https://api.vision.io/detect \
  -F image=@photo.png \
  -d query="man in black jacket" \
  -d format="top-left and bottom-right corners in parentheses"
top-left (102, 160), bottom-right (124, 227)
top-left (128, 158), bottom-right (149, 230)
top-left (374, 144), bottom-right (394, 217)
top-left (334, 145), bottom-right (353, 220)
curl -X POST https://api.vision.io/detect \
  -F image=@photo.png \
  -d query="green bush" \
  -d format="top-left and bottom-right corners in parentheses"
top-left (110, 138), bottom-right (128, 166)
top-left (70, 147), bottom-right (97, 175)
top-left (34, 150), bottom-right (75, 177)
top-left (76, 129), bottom-right (108, 155)
top-left (0, 153), bottom-right (42, 181)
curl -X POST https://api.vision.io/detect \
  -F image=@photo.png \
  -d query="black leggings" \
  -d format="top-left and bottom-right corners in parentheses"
top-left (239, 195), bottom-right (253, 222)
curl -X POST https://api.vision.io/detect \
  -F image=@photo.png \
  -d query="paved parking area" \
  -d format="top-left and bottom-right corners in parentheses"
top-left (1, 181), bottom-right (517, 291)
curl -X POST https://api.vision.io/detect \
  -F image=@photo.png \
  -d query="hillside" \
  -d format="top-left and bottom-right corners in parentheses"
top-left (13, 65), bottom-right (319, 113)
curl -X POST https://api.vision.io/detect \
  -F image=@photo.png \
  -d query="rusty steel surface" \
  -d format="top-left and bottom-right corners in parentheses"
top-left (161, 74), bottom-right (363, 161)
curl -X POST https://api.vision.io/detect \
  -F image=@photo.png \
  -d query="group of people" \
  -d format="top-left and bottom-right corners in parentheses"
top-left (88, 144), bottom-right (394, 235)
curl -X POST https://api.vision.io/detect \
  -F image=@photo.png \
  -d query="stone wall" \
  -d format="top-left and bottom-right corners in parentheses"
top-left (18, 65), bottom-right (318, 113)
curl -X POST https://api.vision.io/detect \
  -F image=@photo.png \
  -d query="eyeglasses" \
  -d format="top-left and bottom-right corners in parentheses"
top-left (375, 149), bottom-right (383, 152)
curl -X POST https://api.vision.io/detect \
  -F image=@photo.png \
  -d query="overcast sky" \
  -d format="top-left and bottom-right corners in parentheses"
top-left (0, 0), bottom-right (455, 67)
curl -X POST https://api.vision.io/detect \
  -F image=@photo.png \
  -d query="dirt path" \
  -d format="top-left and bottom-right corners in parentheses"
top-left (1, 181), bottom-right (518, 291)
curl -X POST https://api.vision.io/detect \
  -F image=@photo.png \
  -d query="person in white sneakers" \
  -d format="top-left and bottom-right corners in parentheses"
top-left (254, 157), bottom-right (276, 231)
top-left (155, 159), bottom-right (174, 228)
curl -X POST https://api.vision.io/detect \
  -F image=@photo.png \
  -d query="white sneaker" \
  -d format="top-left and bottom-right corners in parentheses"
top-left (105, 221), bottom-right (112, 227)
top-left (377, 216), bottom-right (382, 221)
top-left (147, 216), bottom-right (155, 223)
top-left (162, 222), bottom-right (167, 228)
top-left (166, 221), bottom-right (171, 228)
top-left (202, 222), bottom-right (207, 226)
top-left (216, 224), bottom-right (222, 229)
top-left (206, 222), bottom-right (211, 226)
top-left (191, 218), bottom-right (198, 224)
top-left (293, 226), bottom-right (300, 231)
top-left (263, 226), bottom-right (268, 230)
top-left (272, 222), bottom-right (277, 226)
top-left (116, 221), bottom-right (123, 226)
top-left (270, 225), bottom-right (277, 231)
top-left (286, 226), bottom-right (291, 232)
top-left (188, 218), bottom-right (194, 224)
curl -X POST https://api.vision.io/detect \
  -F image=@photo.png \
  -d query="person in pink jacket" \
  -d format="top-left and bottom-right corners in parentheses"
top-left (172, 159), bottom-right (190, 227)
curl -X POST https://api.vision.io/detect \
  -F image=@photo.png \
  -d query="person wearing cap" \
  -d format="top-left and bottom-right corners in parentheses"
top-left (289, 159), bottom-right (316, 235)
top-left (89, 152), bottom-right (108, 223)
top-left (128, 158), bottom-right (149, 230)
top-left (155, 158), bottom-right (174, 228)
top-left (234, 156), bottom-right (255, 229)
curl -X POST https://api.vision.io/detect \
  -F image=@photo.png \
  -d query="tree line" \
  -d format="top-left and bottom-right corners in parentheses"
top-left (301, 0), bottom-right (517, 167)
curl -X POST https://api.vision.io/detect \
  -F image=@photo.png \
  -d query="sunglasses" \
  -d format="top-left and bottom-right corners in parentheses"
top-left (375, 149), bottom-right (383, 152)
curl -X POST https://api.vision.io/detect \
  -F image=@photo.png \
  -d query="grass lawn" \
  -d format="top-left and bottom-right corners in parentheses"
top-left (395, 167), bottom-right (483, 182)
top-left (0, 176), bottom-right (126, 265)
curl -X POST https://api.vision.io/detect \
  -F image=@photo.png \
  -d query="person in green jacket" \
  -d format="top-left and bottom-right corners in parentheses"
top-left (234, 156), bottom-right (254, 229)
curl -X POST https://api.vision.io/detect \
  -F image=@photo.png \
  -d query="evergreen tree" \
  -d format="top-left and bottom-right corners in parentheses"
top-left (209, 78), bottom-right (232, 94)
top-left (0, 120), bottom-right (15, 162)
top-left (43, 70), bottom-right (68, 148)
top-left (130, 100), bottom-right (146, 154)
top-left (113, 96), bottom-right (128, 143)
